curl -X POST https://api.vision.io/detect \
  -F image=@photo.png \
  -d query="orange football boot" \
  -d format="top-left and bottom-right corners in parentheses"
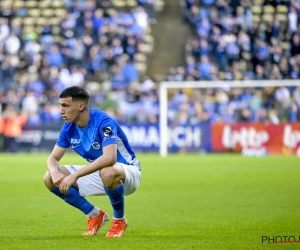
top-left (82, 210), bottom-right (109, 236)
top-left (105, 219), bottom-right (127, 238)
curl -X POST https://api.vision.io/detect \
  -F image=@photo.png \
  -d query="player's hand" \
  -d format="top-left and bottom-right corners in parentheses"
top-left (59, 174), bottom-right (77, 195)
top-left (50, 170), bottom-right (66, 187)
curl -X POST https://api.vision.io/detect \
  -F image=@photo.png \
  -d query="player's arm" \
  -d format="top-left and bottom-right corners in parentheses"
top-left (48, 123), bottom-right (70, 175)
top-left (74, 143), bottom-right (117, 178)
top-left (47, 145), bottom-right (67, 174)
top-left (47, 145), bottom-right (68, 186)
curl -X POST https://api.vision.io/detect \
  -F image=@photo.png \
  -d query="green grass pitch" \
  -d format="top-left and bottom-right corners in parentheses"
top-left (0, 153), bottom-right (299, 250)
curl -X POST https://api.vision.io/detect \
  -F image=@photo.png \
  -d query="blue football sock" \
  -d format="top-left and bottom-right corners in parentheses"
top-left (51, 187), bottom-right (94, 215)
top-left (104, 183), bottom-right (125, 219)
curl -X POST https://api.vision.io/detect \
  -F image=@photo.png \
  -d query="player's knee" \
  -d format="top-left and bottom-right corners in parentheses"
top-left (99, 167), bottom-right (120, 188)
top-left (43, 171), bottom-right (55, 190)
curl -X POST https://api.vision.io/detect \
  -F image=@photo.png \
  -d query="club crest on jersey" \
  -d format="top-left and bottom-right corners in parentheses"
top-left (103, 126), bottom-right (113, 137)
top-left (92, 142), bottom-right (100, 150)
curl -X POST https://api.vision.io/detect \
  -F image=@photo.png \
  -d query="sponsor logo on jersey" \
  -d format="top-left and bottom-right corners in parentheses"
top-left (71, 138), bottom-right (81, 148)
top-left (71, 138), bottom-right (81, 144)
top-left (103, 127), bottom-right (113, 137)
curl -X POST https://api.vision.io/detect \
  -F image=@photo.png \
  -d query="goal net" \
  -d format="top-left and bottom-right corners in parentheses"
top-left (159, 80), bottom-right (300, 157)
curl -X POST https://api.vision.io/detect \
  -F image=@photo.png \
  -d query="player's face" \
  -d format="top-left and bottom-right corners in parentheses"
top-left (59, 97), bottom-right (81, 123)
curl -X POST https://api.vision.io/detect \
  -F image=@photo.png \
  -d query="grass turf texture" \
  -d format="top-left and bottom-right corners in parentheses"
top-left (0, 154), bottom-right (299, 250)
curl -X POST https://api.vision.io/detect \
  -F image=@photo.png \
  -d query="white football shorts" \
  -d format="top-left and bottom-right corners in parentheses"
top-left (65, 163), bottom-right (141, 197)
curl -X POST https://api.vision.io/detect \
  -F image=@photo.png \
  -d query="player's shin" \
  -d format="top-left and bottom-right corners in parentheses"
top-left (51, 187), bottom-right (95, 215)
top-left (104, 183), bottom-right (125, 219)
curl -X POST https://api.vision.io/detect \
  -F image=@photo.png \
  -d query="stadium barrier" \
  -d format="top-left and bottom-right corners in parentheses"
top-left (14, 122), bottom-right (300, 155)
top-left (15, 122), bottom-right (211, 153)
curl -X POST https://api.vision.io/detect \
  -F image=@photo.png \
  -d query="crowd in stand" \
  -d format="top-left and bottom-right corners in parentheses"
top-left (0, 0), bottom-right (159, 127)
top-left (0, 0), bottom-right (300, 131)
top-left (169, 0), bottom-right (300, 124)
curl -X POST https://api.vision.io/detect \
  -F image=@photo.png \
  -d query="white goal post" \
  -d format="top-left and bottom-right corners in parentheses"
top-left (159, 80), bottom-right (300, 157)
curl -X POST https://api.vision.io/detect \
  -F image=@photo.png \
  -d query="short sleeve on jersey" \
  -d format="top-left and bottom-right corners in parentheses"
top-left (56, 126), bottom-right (70, 148)
top-left (99, 120), bottom-right (118, 147)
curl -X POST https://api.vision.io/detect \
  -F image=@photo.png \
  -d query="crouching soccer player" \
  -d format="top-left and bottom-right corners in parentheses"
top-left (43, 86), bottom-right (141, 237)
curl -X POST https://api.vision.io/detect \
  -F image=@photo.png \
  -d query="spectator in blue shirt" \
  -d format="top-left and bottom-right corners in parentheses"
top-left (122, 60), bottom-right (138, 85)
top-left (289, 103), bottom-right (299, 122)
top-left (255, 39), bottom-right (269, 66)
top-left (197, 19), bottom-right (211, 38)
top-left (200, 0), bottom-right (215, 19)
top-left (198, 56), bottom-right (212, 79)
top-left (46, 46), bottom-right (64, 67)
top-left (93, 9), bottom-right (104, 31)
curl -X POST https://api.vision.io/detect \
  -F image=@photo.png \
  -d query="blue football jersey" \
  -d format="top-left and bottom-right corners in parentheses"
top-left (56, 109), bottom-right (140, 170)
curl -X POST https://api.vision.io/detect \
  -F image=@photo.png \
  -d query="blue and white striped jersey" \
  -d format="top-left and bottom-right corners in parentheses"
top-left (56, 109), bottom-right (140, 170)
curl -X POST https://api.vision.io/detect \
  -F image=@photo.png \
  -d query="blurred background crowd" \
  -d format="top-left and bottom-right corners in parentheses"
top-left (0, 0), bottom-right (299, 146)
top-left (0, 0), bottom-right (161, 127)
top-left (169, 0), bottom-right (300, 125)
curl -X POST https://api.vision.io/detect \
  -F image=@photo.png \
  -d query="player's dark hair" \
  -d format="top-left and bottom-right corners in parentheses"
top-left (59, 86), bottom-right (89, 104)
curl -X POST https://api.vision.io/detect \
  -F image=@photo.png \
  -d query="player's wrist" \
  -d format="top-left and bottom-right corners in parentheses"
top-left (73, 172), bottom-right (80, 180)
top-left (49, 169), bottom-right (59, 175)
